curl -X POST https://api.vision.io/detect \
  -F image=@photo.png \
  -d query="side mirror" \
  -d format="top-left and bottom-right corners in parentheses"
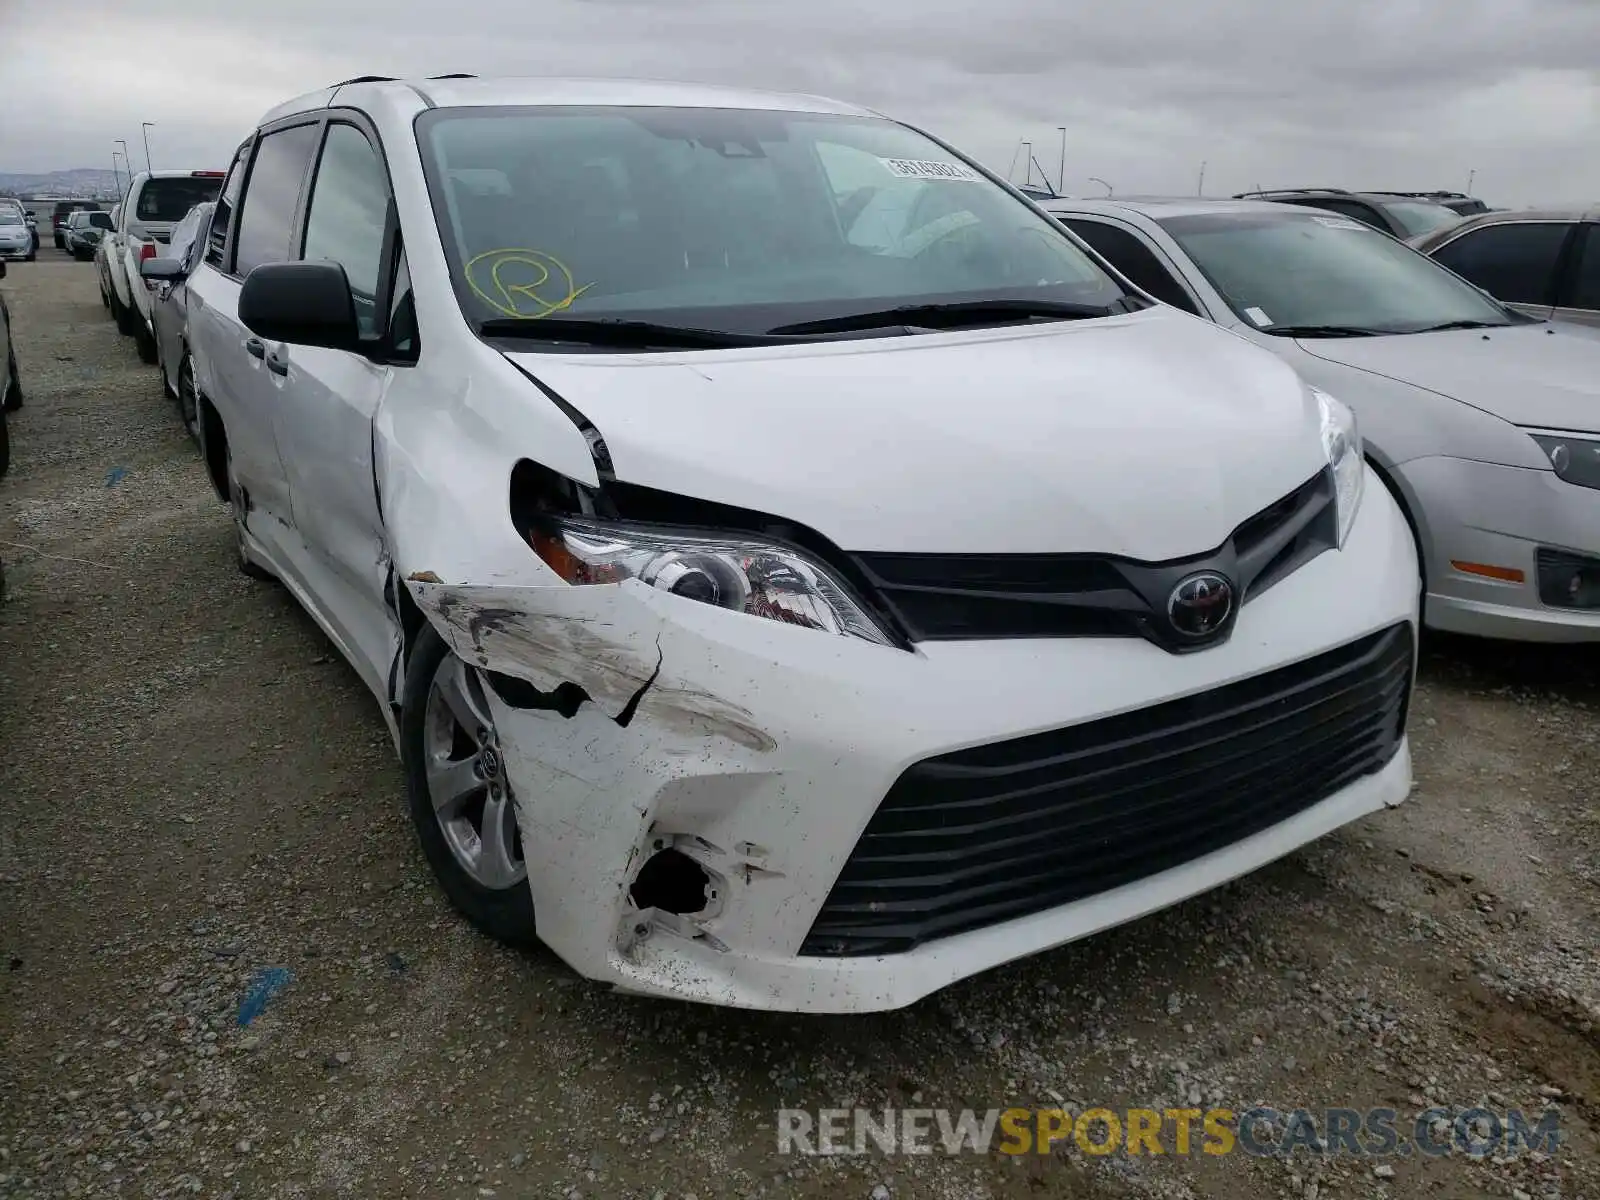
top-left (238, 260), bottom-right (360, 352)
top-left (140, 257), bottom-right (183, 281)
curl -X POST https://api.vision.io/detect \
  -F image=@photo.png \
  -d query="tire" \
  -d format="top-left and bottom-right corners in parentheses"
top-left (112, 288), bottom-right (137, 336)
top-left (225, 441), bottom-right (275, 581)
top-left (177, 355), bottom-right (200, 444)
top-left (3, 351), bottom-right (21, 413)
top-left (402, 625), bottom-right (537, 947)
top-left (133, 316), bottom-right (158, 364)
top-left (0, 407), bottom-right (10, 479)
top-left (23, 251), bottom-right (34, 263)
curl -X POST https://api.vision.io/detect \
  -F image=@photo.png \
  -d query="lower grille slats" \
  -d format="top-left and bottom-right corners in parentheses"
top-left (801, 624), bottom-right (1413, 957)
top-left (865, 653), bottom-right (1411, 836)
top-left (851, 684), bottom-right (1404, 871)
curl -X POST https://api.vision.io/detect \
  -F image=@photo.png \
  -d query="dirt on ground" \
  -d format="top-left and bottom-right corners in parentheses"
top-left (0, 253), bottom-right (1596, 1200)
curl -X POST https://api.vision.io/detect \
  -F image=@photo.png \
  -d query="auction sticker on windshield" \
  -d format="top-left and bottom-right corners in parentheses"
top-left (1311, 215), bottom-right (1367, 232)
top-left (881, 158), bottom-right (980, 182)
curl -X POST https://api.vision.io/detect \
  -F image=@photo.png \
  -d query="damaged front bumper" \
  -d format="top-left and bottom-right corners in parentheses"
top-left (408, 478), bottom-right (1418, 1013)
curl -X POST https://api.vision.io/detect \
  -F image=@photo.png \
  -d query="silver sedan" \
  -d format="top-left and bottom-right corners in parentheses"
top-left (1042, 196), bottom-right (1600, 641)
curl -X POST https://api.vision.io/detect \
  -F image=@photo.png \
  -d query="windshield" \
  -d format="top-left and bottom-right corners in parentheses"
top-left (136, 177), bottom-right (222, 222)
top-left (1158, 210), bottom-right (1514, 334)
top-left (0, 203), bottom-right (24, 227)
top-left (415, 105), bottom-right (1126, 339)
top-left (1380, 199), bottom-right (1460, 238)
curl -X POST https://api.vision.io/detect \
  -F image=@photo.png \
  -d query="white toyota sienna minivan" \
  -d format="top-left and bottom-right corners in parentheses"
top-left (173, 75), bottom-right (1419, 1012)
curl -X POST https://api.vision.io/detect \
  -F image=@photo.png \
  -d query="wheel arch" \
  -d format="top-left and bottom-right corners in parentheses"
top-left (197, 390), bottom-right (229, 503)
top-left (1365, 452), bottom-right (1428, 591)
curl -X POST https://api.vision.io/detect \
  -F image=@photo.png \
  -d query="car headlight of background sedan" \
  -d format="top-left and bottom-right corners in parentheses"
top-left (1315, 389), bottom-right (1364, 547)
top-left (1527, 432), bottom-right (1600, 492)
top-left (529, 517), bottom-right (897, 645)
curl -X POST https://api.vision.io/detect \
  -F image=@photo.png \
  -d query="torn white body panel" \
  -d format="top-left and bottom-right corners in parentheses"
top-left (406, 476), bottom-right (1418, 1013)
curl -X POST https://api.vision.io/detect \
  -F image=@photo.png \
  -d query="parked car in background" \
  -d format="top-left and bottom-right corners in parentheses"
top-left (0, 261), bottom-right (22, 476)
top-left (63, 209), bottom-right (115, 260)
top-left (1232, 188), bottom-right (1461, 240)
top-left (106, 171), bottom-right (225, 362)
top-left (50, 200), bottom-right (101, 250)
top-left (1043, 196), bottom-right (1600, 642)
top-left (94, 204), bottom-right (122, 310)
top-left (185, 76), bottom-right (1418, 1012)
top-left (1369, 190), bottom-right (1492, 217)
top-left (141, 200), bottom-right (214, 440)
top-left (1409, 206), bottom-right (1600, 329)
top-left (0, 202), bottom-right (33, 262)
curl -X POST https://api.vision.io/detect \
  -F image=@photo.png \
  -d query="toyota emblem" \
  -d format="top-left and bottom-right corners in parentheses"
top-left (1167, 572), bottom-right (1235, 640)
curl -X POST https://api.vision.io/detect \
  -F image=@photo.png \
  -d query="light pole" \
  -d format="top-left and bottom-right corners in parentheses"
top-left (1020, 140), bottom-right (1033, 189)
top-left (1057, 126), bottom-right (1067, 195)
top-left (1466, 168), bottom-right (1476, 194)
top-left (115, 139), bottom-right (131, 185)
top-left (1197, 160), bottom-right (1207, 197)
top-left (140, 123), bottom-right (155, 173)
top-left (110, 150), bottom-right (123, 199)
top-left (1088, 176), bottom-right (1113, 197)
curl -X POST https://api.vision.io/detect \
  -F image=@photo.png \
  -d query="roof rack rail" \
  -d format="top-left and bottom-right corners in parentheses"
top-left (328, 75), bottom-right (397, 88)
top-left (1233, 187), bottom-right (1353, 199)
top-left (426, 73), bottom-right (477, 80)
top-left (1367, 189), bottom-right (1473, 200)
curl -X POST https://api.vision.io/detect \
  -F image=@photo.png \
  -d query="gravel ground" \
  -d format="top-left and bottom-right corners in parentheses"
top-left (1, 253), bottom-right (1597, 1200)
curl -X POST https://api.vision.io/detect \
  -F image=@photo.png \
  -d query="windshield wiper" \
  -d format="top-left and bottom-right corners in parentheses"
top-left (1402, 319), bottom-right (1509, 334)
top-left (1260, 324), bottom-right (1387, 338)
top-left (477, 317), bottom-right (794, 350)
top-left (767, 298), bottom-right (1125, 336)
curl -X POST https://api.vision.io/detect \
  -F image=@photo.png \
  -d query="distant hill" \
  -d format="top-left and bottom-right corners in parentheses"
top-left (0, 168), bottom-right (121, 198)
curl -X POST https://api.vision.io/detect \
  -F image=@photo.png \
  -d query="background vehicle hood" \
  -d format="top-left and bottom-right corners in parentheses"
top-left (507, 310), bottom-right (1329, 557)
top-left (1296, 322), bottom-right (1600, 432)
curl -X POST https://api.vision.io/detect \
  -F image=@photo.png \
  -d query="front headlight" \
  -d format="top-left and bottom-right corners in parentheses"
top-left (1316, 389), bottom-right (1364, 547)
top-left (528, 517), bottom-right (897, 646)
top-left (1528, 432), bottom-right (1600, 492)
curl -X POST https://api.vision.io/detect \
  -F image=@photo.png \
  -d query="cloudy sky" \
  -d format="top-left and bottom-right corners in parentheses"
top-left (2, 0), bottom-right (1597, 206)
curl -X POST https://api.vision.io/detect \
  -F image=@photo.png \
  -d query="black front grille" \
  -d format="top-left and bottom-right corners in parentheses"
top-left (801, 622), bottom-right (1413, 957)
top-left (852, 469), bottom-right (1336, 652)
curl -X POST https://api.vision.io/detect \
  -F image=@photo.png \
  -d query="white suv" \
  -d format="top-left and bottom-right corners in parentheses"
top-left (185, 76), bottom-right (1419, 1012)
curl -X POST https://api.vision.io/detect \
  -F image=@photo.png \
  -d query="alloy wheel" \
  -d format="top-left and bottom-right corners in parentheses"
top-left (423, 655), bottom-right (525, 890)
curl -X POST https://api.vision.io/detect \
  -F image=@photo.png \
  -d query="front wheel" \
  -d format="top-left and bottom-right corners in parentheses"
top-left (0, 407), bottom-right (10, 478)
top-left (402, 626), bottom-right (537, 947)
top-left (3, 351), bottom-right (21, 413)
top-left (177, 355), bottom-right (199, 443)
top-left (133, 315), bottom-right (158, 364)
top-left (111, 288), bottom-right (136, 336)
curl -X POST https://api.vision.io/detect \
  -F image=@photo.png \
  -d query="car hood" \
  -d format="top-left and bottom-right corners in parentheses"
top-left (503, 308), bottom-right (1329, 557)
top-left (1295, 321), bottom-right (1600, 432)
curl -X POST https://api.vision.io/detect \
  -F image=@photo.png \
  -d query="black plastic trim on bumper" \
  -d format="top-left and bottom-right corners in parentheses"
top-left (801, 622), bottom-right (1413, 958)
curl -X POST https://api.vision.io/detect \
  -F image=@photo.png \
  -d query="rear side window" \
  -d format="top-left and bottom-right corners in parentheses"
top-left (231, 123), bottom-right (321, 277)
top-left (136, 177), bottom-right (223, 222)
top-left (89, 212), bottom-right (114, 230)
top-left (1565, 224), bottom-right (1600, 311)
top-left (1431, 222), bottom-right (1570, 306)
top-left (301, 123), bottom-right (391, 336)
top-left (1062, 219), bottom-right (1200, 314)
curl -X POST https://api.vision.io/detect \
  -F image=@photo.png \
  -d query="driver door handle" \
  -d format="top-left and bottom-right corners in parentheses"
top-left (245, 337), bottom-right (265, 360)
top-left (266, 351), bottom-right (289, 378)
